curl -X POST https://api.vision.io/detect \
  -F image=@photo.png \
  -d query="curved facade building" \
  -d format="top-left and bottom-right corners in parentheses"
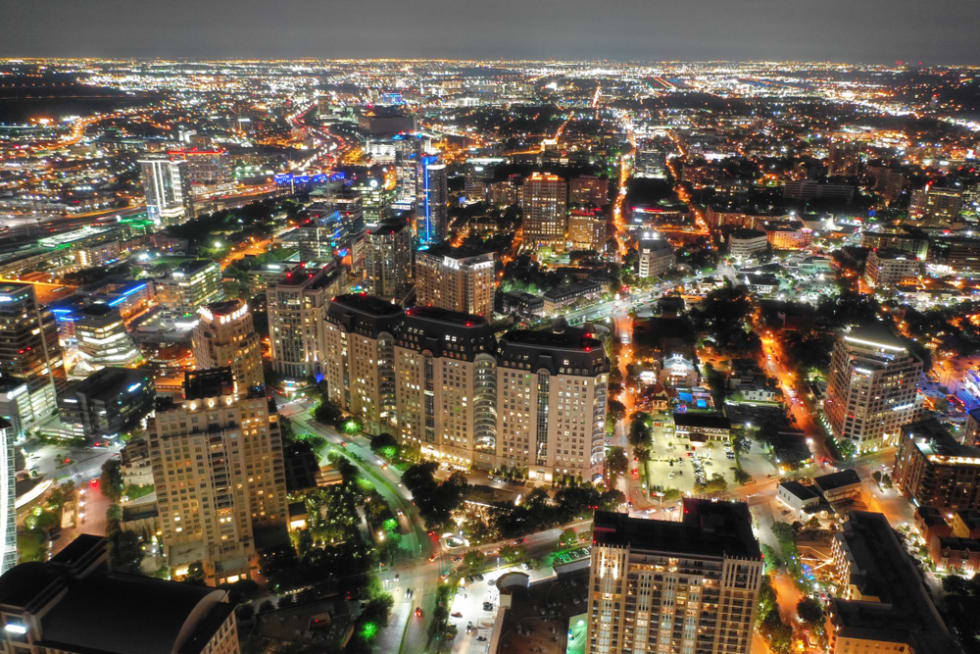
top-left (393, 306), bottom-right (497, 467)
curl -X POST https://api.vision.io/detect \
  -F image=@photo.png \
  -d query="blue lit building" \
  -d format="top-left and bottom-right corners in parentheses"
top-left (416, 155), bottom-right (448, 245)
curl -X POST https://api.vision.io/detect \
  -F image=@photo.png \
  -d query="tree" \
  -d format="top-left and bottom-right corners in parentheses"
top-left (314, 398), bottom-right (344, 429)
top-left (177, 561), bottom-right (205, 586)
top-left (605, 447), bottom-right (628, 480)
top-left (370, 433), bottom-right (399, 459)
top-left (797, 598), bottom-right (823, 625)
top-left (761, 608), bottom-right (793, 654)
top-left (236, 604), bottom-right (255, 622)
top-left (100, 460), bottom-right (124, 502)
top-left (558, 528), bottom-right (578, 548)
top-left (107, 529), bottom-right (143, 574)
top-left (607, 399), bottom-right (627, 421)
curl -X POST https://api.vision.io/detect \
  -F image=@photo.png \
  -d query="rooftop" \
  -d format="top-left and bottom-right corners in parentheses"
top-left (813, 469), bottom-right (861, 492)
top-left (331, 293), bottom-right (404, 318)
top-left (419, 241), bottom-right (493, 260)
top-left (593, 499), bottom-right (760, 559)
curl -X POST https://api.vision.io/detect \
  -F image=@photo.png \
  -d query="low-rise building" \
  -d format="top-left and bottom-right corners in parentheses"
top-left (777, 481), bottom-right (822, 516)
top-left (541, 280), bottom-right (602, 314)
top-left (637, 239), bottom-right (674, 278)
top-left (0, 535), bottom-right (240, 654)
top-left (728, 228), bottom-right (769, 259)
top-left (672, 411), bottom-right (731, 442)
top-left (864, 248), bottom-right (920, 290)
top-left (814, 469), bottom-right (862, 504)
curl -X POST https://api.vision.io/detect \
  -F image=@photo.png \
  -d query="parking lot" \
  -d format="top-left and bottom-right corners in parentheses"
top-left (645, 423), bottom-right (743, 495)
top-left (449, 564), bottom-right (558, 654)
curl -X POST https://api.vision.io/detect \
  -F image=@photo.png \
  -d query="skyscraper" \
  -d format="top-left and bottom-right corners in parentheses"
top-left (414, 243), bottom-right (496, 318)
top-left (417, 155), bottom-right (448, 244)
top-left (320, 294), bottom-right (402, 435)
top-left (139, 155), bottom-right (194, 226)
top-left (394, 306), bottom-right (497, 468)
top-left (495, 327), bottom-right (608, 483)
top-left (364, 218), bottom-right (412, 301)
top-left (823, 325), bottom-right (922, 452)
top-left (0, 418), bottom-right (14, 574)
top-left (0, 283), bottom-right (65, 420)
top-left (193, 300), bottom-right (264, 390)
top-left (268, 265), bottom-right (342, 380)
top-left (587, 501), bottom-right (762, 654)
top-left (149, 369), bottom-right (286, 585)
top-left (522, 172), bottom-right (567, 247)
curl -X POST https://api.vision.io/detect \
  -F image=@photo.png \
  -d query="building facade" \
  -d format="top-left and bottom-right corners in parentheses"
top-left (364, 219), bottom-right (413, 301)
top-left (268, 266), bottom-right (341, 380)
top-left (321, 294), bottom-right (403, 435)
top-left (893, 419), bottom-right (980, 511)
top-left (823, 326), bottom-right (921, 452)
top-left (495, 327), bottom-right (608, 483)
top-left (193, 300), bottom-right (264, 390)
top-left (58, 367), bottom-right (155, 440)
top-left (522, 172), bottom-right (567, 246)
top-left (414, 243), bottom-right (495, 318)
top-left (416, 156), bottom-right (448, 244)
top-left (139, 155), bottom-right (195, 226)
top-left (0, 283), bottom-right (64, 420)
top-left (864, 248), bottom-right (920, 290)
top-left (393, 306), bottom-right (497, 468)
top-left (149, 369), bottom-right (286, 585)
top-left (587, 501), bottom-right (762, 654)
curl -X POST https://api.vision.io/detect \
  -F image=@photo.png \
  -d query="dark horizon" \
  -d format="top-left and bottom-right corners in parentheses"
top-left (4, 0), bottom-right (979, 65)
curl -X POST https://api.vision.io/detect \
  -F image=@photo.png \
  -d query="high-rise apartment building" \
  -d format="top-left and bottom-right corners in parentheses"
top-left (908, 185), bottom-right (962, 226)
top-left (74, 304), bottom-right (141, 371)
top-left (321, 294), bottom-right (403, 435)
top-left (394, 306), bottom-right (497, 468)
top-left (364, 218), bottom-right (413, 301)
top-left (414, 243), bottom-right (495, 318)
top-left (823, 325), bottom-right (922, 452)
top-left (139, 155), bottom-right (195, 226)
top-left (149, 369), bottom-right (286, 585)
top-left (587, 501), bottom-right (762, 654)
top-left (167, 148), bottom-right (232, 187)
top-left (522, 172), bottom-right (568, 246)
top-left (193, 300), bottom-right (264, 390)
top-left (0, 535), bottom-right (240, 654)
top-left (268, 266), bottom-right (341, 380)
top-left (495, 327), bottom-right (608, 483)
top-left (0, 283), bottom-right (64, 420)
top-left (417, 156), bottom-right (448, 244)
top-left (893, 419), bottom-right (980, 511)
top-left (567, 206), bottom-right (608, 252)
top-left (0, 418), bottom-right (14, 574)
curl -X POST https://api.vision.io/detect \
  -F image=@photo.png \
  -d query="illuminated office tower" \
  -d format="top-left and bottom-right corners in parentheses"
top-left (193, 299), bottom-right (264, 390)
top-left (393, 307), bottom-right (497, 468)
top-left (823, 325), bottom-right (922, 452)
top-left (139, 155), bottom-right (194, 226)
top-left (268, 266), bottom-right (338, 380)
top-left (0, 418), bottom-right (14, 574)
top-left (0, 283), bottom-right (64, 420)
top-left (393, 132), bottom-right (429, 202)
top-left (638, 238), bottom-right (675, 279)
top-left (522, 172), bottom-right (567, 247)
top-left (417, 156), bottom-right (448, 244)
top-left (908, 185), bottom-right (963, 226)
top-left (149, 369), bottom-right (286, 585)
top-left (74, 304), bottom-right (141, 371)
top-left (495, 327), bottom-right (608, 483)
top-left (320, 294), bottom-right (402, 434)
top-left (587, 501), bottom-right (762, 654)
top-left (567, 206), bottom-right (607, 251)
top-left (414, 243), bottom-right (495, 318)
top-left (167, 147), bottom-right (232, 186)
top-left (154, 260), bottom-right (223, 311)
top-left (364, 219), bottom-right (413, 301)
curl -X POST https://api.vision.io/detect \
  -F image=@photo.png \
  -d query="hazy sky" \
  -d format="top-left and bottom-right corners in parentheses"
top-left (4, 0), bottom-right (978, 64)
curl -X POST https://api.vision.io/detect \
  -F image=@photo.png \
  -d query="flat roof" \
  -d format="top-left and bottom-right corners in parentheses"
top-left (593, 499), bottom-right (759, 559)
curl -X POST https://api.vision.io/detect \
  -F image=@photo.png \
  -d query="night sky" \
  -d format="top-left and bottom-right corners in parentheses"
top-left (3, 0), bottom-right (978, 63)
